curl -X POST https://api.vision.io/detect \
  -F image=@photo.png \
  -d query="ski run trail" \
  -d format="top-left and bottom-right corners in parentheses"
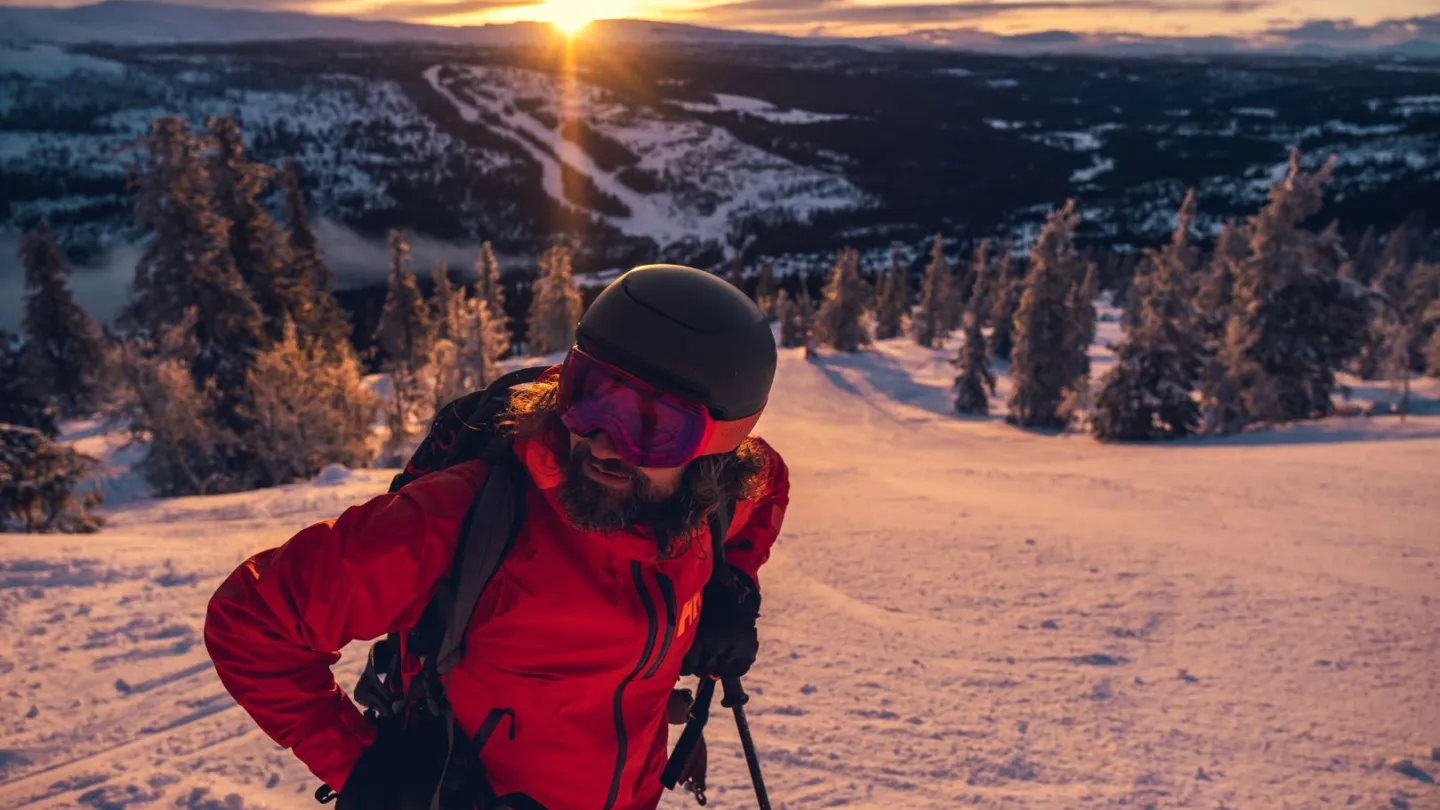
top-left (2, 332), bottom-right (1438, 810)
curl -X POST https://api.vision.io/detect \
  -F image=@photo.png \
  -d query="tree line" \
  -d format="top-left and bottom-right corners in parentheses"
top-left (2, 115), bottom-right (587, 529)
top-left (753, 149), bottom-right (1439, 440)
top-left (4, 125), bottom-right (1437, 531)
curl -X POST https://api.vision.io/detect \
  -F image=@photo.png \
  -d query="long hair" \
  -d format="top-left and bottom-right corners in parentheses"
top-left (499, 378), bottom-right (770, 555)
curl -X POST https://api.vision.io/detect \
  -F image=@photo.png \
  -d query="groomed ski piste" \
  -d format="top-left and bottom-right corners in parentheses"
top-left (2, 325), bottom-right (1438, 810)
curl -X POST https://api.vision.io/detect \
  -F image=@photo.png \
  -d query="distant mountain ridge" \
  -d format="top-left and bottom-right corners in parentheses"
top-left (2, 1), bottom-right (1437, 56)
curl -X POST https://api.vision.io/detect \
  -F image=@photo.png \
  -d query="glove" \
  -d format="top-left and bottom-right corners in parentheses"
top-left (334, 715), bottom-right (454, 810)
top-left (680, 568), bottom-right (761, 679)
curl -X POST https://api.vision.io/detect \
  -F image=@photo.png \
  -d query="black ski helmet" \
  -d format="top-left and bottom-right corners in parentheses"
top-left (575, 264), bottom-right (777, 421)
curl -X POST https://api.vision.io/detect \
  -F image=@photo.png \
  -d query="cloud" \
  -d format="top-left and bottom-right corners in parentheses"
top-left (692, 0), bottom-right (1272, 26)
top-left (1266, 14), bottom-right (1440, 47)
top-left (352, 0), bottom-right (542, 21)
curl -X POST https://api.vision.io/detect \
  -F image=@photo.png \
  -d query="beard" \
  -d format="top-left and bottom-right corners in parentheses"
top-left (559, 442), bottom-right (706, 547)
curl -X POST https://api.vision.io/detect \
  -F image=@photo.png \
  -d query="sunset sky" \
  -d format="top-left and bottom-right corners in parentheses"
top-left (6, 0), bottom-right (1438, 38)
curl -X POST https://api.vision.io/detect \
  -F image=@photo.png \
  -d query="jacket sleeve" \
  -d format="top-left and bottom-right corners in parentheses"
top-left (724, 439), bottom-right (790, 589)
top-left (203, 462), bottom-right (487, 792)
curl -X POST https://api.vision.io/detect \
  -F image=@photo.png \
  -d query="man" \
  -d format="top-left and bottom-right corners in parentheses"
top-left (205, 265), bottom-right (789, 810)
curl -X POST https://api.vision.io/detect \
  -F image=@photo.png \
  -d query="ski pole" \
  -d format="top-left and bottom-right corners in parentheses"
top-left (720, 677), bottom-right (772, 810)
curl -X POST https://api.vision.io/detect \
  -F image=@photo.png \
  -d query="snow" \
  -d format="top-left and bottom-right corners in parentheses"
top-left (1233, 107), bottom-right (1278, 118)
top-left (3, 329), bottom-right (1438, 809)
top-left (1071, 156), bottom-right (1116, 184)
top-left (674, 93), bottom-right (850, 125)
top-left (987, 78), bottom-right (1020, 88)
top-left (984, 118), bottom-right (1027, 131)
top-left (1030, 131), bottom-right (1103, 152)
top-left (935, 68), bottom-right (975, 77)
top-left (0, 43), bottom-right (124, 79)
top-left (1394, 95), bottom-right (1440, 117)
top-left (426, 64), bottom-right (870, 249)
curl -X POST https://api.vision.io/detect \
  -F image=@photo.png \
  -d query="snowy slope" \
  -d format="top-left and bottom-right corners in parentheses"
top-left (426, 64), bottom-right (871, 249)
top-left (1, 338), bottom-right (1438, 809)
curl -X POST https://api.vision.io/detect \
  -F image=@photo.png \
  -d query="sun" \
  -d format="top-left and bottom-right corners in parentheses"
top-left (532, 0), bottom-right (634, 35)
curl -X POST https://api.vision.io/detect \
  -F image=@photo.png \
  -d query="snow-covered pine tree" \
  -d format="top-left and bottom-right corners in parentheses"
top-left (120, 116), bottom-right (264, 492)
top-left (1204, 150), bottom-right (1369, 433)
top-left (375, 231), bottom-right (434, 372)
top-left (947, 245), bottom-right (974, 332)
top-left (433, 293), bottom-right (510, 409)
top-left (242, 319), bottom-right (377, 486)
top-left (776, 290), bottom-right (801, 349)
top-left (1405, 262), bottom-right (1440, 374)
top-left (526, 245), bottom-right (583, 356)
top-left (755, 257), bottom-right (778, 320)
top-left (914, 234), bottom-right (951, 348)
top-left (19, 221), bottom-right (109, 416)
top-left (1093, 189), bottom-right (1206, 441)
top-left (1008, 200), bottom-right (1083, 430)
top-left (873, 249), bottom-right (907, 340)
top-left (1195, 219), bottom-right (1243, 348)
top-left (475, 241), bottom-right (506, 321)
top-left (727, 248), bottom-right (746, 292)
top-left (374, 231), bottom-right (435, 458)
top-left (279, 159), bottom-right (351, 352)
top-left (206, 117), bottom-right (297, 345)
top-left (1345, 225), bottom-right (1379, 284)
top-left (1060, 257), bottom-right (1100, 423)
top-left (430, 260), bottom-right (457, 344)
top-left (813, 248), bottom-right (872, 353)
top-left (122, 117), bottom-right (265, 403)
top-left (953, 242), bottom-right (996, 415)
top-left (989, 244), bottom-right (1020, 361)
top-left (1, 330), bottom-right (56, 436)
top-left (1426, 296), bottom-right (1440, 377)
top-left (0, 422), bottom-right (102, 534)
top-left (114, 307), bottom-right (244, 496)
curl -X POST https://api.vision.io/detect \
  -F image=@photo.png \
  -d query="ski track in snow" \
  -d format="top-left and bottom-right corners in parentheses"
top-left (2, 337), bottom-right (1439, 809)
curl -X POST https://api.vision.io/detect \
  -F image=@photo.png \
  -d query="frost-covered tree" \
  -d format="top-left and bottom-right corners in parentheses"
top-left (433, 293), bottom-right (510, 408)
top-left (1344, 225), bottom-right (1379, 284)
top-left (374, 231), bottom-right (435, 459)
top-left (1, 330), bottom-right (56, 436)
top-left (375, 231), bottom-right (434, 372)
top-left (207, 117), bottom-right (296, 345)
top-left (814, 248), bottom-right (872, 353)
top-left (914, 234), bottom-right (952, 348)
top-left (0, 423), bottom-right (102, 534)
top-left (280, 159), bottom-right (351, 352)
top-left (755, 257), bottom-right (779, 320)
top-left (242, 319), bottom-right (377, 486)
top-left (873, 250), bottom-right (908, 340)
top-left (475, 241), bottom-right (507, 322)
top-left (121, 117), bottom-right (264, 411)
top-left (778, 286), bottom-right (816, 349)
top-left (115, 308), bottom-right (245, 496)
top-left (1093, 190), bottom-right (1206, 441)
top-left (526, 245), bottom-right (583, 356)
top-left (430, 260), bottom-right (457, 343)
top-left (989, 245), bottom-right (1020, 361)
top-left (1195, 219), bottom-right (1244, 348)
top-left (1203, 151), bottom-right (1369, 433)
top-left (953, 242), bottom-right (996, 415)
top-left (1008, 200), bottom-right (1084, 430)
top-left (19, 221), bottom-right (109, 416)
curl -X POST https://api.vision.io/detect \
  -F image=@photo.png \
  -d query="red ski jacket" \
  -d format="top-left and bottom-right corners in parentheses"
top-left (204, 427), bottom-right (789, 810)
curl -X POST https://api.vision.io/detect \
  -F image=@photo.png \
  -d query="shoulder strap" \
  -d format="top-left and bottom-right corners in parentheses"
top-left (706, 498), bottom-right (739, 590)
top-left (433, 453), bottom-right (529, 677)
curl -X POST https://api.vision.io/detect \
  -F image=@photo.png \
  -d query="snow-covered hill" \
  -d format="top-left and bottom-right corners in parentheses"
top-left (2, 332), bottom-right (1437, 810)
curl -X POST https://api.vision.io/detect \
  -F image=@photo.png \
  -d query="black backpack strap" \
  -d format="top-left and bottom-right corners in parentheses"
top-left (706, 499), bottom-right (740, 592)
top-left (435, 454), bottom-right (528, 676)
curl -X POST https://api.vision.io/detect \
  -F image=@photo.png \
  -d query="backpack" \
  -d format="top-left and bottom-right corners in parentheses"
top-left (338, 367), bottom-right (733, 809)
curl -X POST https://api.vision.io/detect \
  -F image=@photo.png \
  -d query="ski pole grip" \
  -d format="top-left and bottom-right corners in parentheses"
top-left (720, 677), bottom-right (749, 709)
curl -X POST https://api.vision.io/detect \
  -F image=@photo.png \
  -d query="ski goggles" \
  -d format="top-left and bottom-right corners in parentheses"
top-left (556, 346), bottom-right (762, 468)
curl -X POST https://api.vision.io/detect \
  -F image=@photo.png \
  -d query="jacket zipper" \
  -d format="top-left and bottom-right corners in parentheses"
top-left (604, 562), bottom-right (659, 810)
top-left (643, 574), bottom-right (678, 679)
